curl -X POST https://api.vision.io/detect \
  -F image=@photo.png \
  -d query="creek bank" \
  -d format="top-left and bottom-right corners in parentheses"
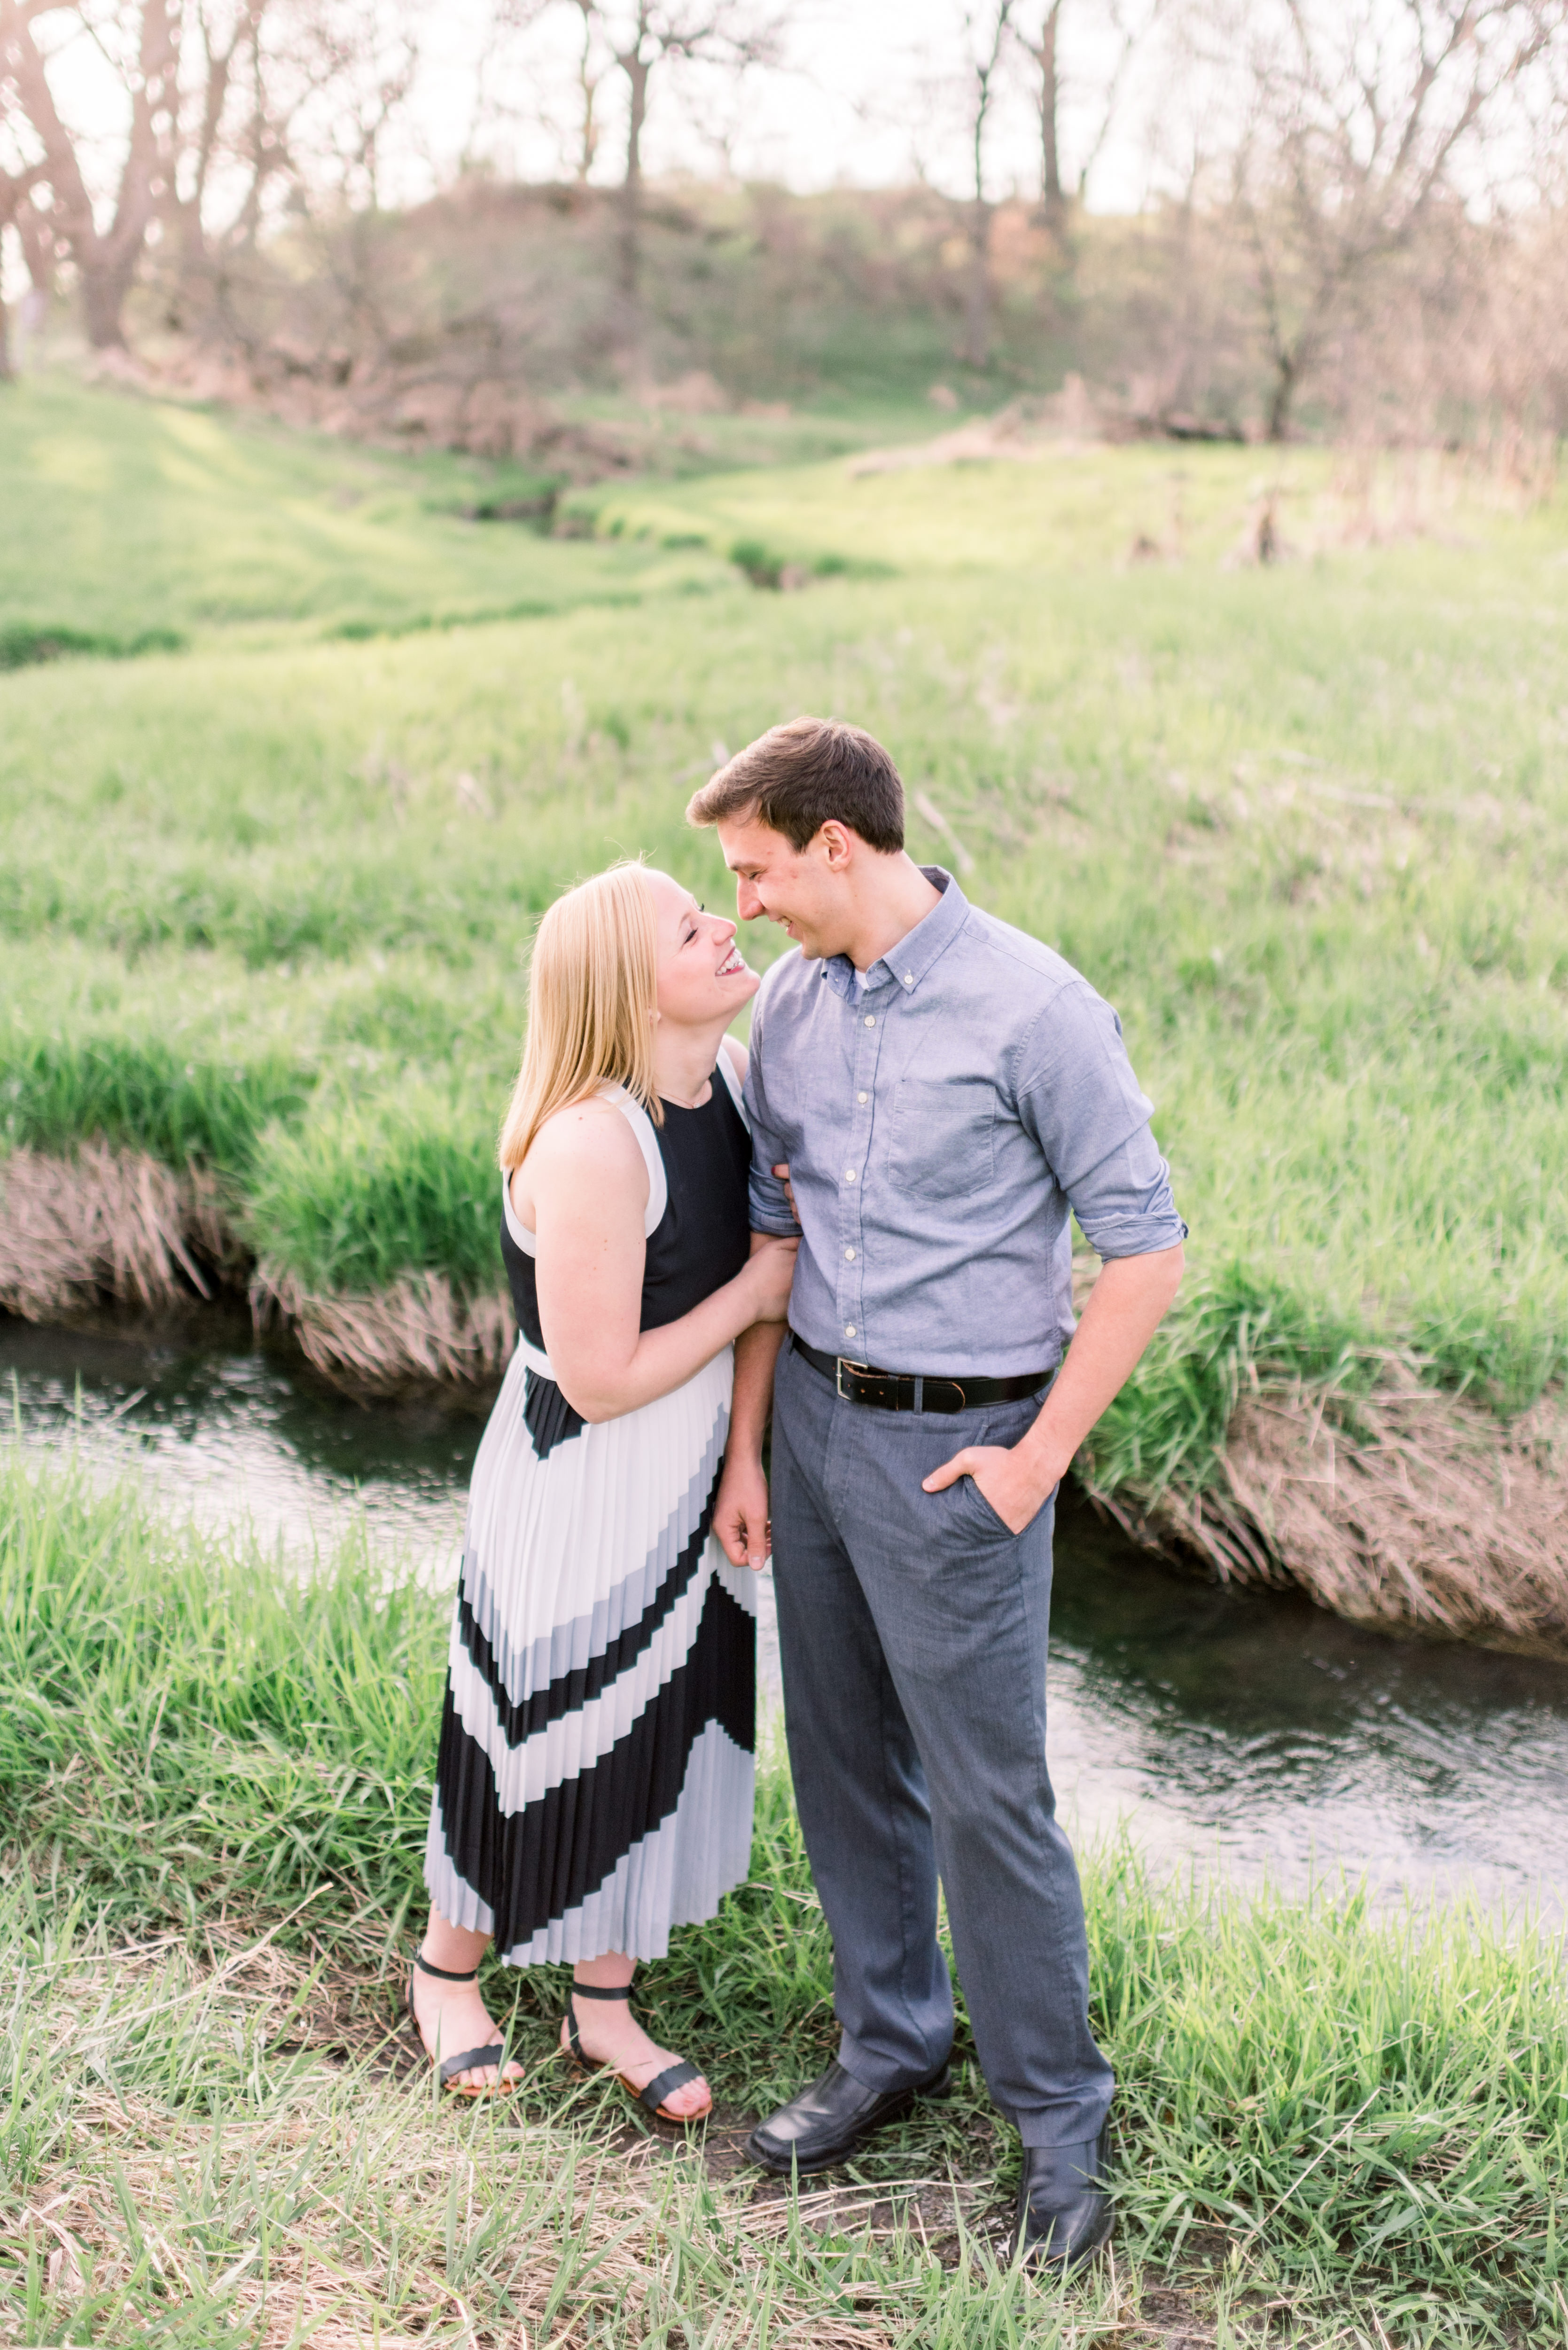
top-left (4, 1139), bottom-right (1566, 1661)
top-left (4, 1456), bottom-right (1564, 2343)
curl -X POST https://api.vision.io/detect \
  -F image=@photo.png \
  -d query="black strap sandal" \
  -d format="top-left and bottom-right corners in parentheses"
top-left (564, 1981), bottom-right (706, 2123)
top-left (409, 1950), bottom-right (517, 2097)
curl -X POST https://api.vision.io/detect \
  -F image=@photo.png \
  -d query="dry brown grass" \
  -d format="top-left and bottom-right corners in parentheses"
top-left (1107, 1366), bottom-right (1568, 1661)
top-left (1, 1922), bottom-right (1333, 2350)
top-left (5, 1928), bottom-right (1149, 2350)
top-left (251, 1265), bottom-right (515, 1391)
top-left (0, 1145), bottom-right (240, 1321)
top-left (0, 1144), bottom-right (515, 1393)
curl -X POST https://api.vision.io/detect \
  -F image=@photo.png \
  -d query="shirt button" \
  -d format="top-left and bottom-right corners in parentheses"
top-left (864, 1015), bottom-right (875, 1026)
top-left (858, 1091), bottom-right (867, 1103)
top-left (844, 1247), bottom-right (855, 1261)
top-left (844, 1324), bottom-right (856, 1338)
top-left (903, 973), bottom-right (913, 985)
top-left (844, 1167), bottom-right (856, 1181)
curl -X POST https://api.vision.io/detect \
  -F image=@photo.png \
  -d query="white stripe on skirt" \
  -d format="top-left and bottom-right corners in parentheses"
top-left (424, 1336), bottom-right (757, 1965)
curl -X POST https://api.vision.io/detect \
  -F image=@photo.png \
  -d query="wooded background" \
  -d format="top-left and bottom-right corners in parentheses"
top-left (4, 0), bottom-right (1567, 459)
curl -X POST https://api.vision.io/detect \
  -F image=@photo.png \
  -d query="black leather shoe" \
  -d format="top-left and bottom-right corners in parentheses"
top-left (746, 2056), bottom-right (952, 2175)
top-left (1013, 2130), bottom-right (1113, 2271)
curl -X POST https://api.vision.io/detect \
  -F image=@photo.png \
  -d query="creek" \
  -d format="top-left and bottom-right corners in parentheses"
top-left (6, 1312), bottom-right (1568, 1923)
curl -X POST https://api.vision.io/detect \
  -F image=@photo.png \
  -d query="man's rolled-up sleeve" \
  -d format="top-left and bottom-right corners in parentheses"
top-left (742, 1002), bottom-right (802, 1236)
top-left (1066, 1128), bottom-right (1187, 1260)
top-left (1016, 979), bottom-right (1187, 1259)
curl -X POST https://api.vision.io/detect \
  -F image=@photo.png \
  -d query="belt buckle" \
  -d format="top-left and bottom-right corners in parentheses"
top-left (835, 1356), bottom-right (869, 1401)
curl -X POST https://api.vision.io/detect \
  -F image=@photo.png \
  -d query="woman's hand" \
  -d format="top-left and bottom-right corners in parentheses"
top-left (743, 1234), bottom-right (799, 1323)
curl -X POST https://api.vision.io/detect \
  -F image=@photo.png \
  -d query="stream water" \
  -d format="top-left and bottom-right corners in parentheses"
top-left (7, 1312), bottom-right (1568, 1924)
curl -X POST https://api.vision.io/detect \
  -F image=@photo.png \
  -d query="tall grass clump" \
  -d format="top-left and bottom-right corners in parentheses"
top-left (2, 1454), bottom-right (1564, 2338)
top-left (247, 1088), bottom-right (502, 1295)
top-left (0, 1030), bottom-right (316, 1175)
top-left (0, 1458), bottom-right (445, 1926)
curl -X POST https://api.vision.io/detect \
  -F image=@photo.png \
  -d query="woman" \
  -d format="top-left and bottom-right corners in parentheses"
top-left (411, 861), bottom-right (796, 2120)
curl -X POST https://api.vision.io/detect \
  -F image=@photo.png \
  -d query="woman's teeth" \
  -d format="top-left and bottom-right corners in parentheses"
top-left (717, 947), bottom-right (744, 976)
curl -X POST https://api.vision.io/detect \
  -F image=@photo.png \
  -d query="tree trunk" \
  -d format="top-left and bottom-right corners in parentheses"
top-left (575, 6), bottom-right (602, 183)
top-left (1037, 0), bottom-right (1067, 234)
top-left (962, 6), bottom-right (1010, 373)
top-left (617, 48), bottom-right (650, 320)
top-left (0, 172), bottom-right (39, 379)
top-left (80, 253), bottom-right (144, 350)
top-left (1266, 352), bottom-right (1296, 442)
top-left (963, 199), bottom-right (992, 369)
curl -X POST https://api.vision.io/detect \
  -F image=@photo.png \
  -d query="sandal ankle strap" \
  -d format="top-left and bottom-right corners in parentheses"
top-left (569, 1981), bottom-right (633, 2001)
top-left (413, 1950), bottom-right (480, 1984)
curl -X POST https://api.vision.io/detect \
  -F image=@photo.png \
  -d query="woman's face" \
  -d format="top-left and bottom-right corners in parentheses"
top-left (647, 869), bottom-right (758, 1031)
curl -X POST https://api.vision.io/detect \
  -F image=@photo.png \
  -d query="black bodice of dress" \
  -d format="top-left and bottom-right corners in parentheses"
top-left (501, 1078), bottom-right (751, 1364)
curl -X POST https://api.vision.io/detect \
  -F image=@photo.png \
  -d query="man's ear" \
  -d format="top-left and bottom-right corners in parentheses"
top-left (817, 820), bottom-right (854, 871)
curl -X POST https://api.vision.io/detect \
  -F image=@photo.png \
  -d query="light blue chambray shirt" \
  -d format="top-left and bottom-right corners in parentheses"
top-left (743, 869), bottom-right (1186, 1380)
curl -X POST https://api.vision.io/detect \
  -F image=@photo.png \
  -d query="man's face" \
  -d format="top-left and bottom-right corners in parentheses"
top-left (715, 813), bottom-right (852, 961)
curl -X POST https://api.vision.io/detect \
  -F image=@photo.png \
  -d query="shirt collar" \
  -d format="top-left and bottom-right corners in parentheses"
top-left (816, 867), bottom-right (967, 1001)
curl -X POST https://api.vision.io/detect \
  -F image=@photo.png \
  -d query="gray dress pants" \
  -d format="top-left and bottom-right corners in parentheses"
top-left (770, 1336), bottom-right (1115, 2149)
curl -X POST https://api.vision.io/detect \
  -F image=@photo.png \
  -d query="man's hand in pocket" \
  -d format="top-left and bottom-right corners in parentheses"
top-left (922, 1443), bottom-right (1056, 1535)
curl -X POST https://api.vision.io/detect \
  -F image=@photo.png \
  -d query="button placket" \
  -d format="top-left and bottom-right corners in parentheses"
top-left (839, 979), bottom-right (888, 1349)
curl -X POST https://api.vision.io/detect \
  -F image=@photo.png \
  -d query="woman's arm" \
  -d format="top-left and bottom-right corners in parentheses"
top-left (529, 1100), bottom-right (796, 1423)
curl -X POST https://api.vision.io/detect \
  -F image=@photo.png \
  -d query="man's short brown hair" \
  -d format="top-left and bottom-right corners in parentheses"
top-left (685, 716), bottom-right (905, 854)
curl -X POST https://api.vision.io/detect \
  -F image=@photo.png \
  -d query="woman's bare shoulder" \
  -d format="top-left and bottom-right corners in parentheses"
top-left (720, 1034), bottom-right (749, 1082)
top-left (525, 1096), bottom-right (646, 1192)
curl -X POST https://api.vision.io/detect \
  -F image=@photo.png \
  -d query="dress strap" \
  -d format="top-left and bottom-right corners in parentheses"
top-left (501, 1082), bottom-right (665, 1255)
top-left (501, 1167), bottom-right (536, 1257)
top-left (715, 1040), bottom-right (751, 1133)
top-left (600, 1084), bottom-right (667, 1237)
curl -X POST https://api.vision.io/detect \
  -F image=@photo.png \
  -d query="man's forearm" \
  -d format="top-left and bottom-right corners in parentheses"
top-left (729, 1319), bottom-right (786, 1461)
top-left (1017, 1245), bottom-right (1185, 1485)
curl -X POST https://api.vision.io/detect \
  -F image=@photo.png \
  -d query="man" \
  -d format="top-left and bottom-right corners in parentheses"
top-left (688, 717), bottom-right (1186, 2271)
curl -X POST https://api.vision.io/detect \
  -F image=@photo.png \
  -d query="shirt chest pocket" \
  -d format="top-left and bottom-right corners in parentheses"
top-left (886, 1075), bottom-right (997, 1200)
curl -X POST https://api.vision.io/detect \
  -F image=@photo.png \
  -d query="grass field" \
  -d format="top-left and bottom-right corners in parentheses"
top-left (4, 1454), bottom-right (1565, 2348)
top-left (1, 376), bottom-right (1567, 1617)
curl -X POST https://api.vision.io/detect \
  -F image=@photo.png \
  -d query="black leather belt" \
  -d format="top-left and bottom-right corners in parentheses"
top-left (791, 1335), bottom-right (1052, 1416)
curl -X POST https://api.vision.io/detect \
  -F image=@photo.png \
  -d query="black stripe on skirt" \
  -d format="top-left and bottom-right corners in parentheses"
top-left (453, 1471), bottom-right (718, 1744)
top-left (434, 1570), bottom-right (756, 1952)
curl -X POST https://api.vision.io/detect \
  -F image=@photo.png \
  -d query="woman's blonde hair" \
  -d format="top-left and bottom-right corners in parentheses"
top-left (499, 861), bottom-right (663, 1172)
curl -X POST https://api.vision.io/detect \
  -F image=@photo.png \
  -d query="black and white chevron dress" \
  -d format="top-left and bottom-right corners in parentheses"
top-left (423, 1059), bottom-right (758, 1966)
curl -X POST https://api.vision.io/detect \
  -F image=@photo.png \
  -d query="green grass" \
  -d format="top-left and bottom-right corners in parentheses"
top-left (0, 376), bottom-right (737, 652)
top-left (2, 383), bottom-right (1567, 1503)
top-left (2, 1454), bottom-right (1564, 2345)
top-left (566, 437), bottom-right (1300, 574)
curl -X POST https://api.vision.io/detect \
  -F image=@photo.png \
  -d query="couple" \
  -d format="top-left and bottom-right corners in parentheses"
top-left (410, 717), bottom-right (1186, 2270)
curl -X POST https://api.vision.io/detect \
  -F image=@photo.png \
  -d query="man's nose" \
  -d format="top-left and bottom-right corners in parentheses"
top-left (736, 880), bottom-right (762, 921)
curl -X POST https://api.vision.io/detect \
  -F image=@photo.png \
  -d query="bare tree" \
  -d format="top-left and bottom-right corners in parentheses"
top-left (173, 0), bottom-right (270, 282)
top-left (1019, 0), bottom-right (1162, 243)
top-left (0, 0), bottom-right (421, 351)
top-left (1233, 0), bottom-right (1564, 440)
top-left (959, 0), bottom-right (1014, 369)
top-left (0, 0), bottom-right (181, 347)
top-left (573, 0), bottom-right (779, 329)
top-left (569, 0), bottom-right (607, 181)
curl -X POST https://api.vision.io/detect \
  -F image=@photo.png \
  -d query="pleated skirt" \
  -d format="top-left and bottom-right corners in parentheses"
top-left (424, 1336), bottom-right (757, 1966)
